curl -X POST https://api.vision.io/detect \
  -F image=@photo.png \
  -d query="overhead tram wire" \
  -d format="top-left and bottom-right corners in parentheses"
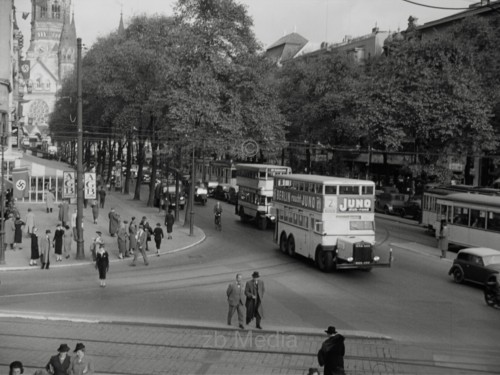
top-left (400, 0), bottom-right (471, 11)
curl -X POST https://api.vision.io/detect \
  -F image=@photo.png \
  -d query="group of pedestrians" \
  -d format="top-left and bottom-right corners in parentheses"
top-left (8, 342), bottom-right (94, 375)
top-left (226, 271), bottom-right (265, 329)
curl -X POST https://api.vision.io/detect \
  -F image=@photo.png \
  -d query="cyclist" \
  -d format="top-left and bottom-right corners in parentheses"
top-left (214, 201), bottom-right (223, 230)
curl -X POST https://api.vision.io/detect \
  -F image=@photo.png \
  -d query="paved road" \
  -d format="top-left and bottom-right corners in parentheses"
top-left (1, 154), bottom-right (499, 374)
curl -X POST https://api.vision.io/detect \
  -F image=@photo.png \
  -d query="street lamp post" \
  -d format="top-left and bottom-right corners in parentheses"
top-left (75, 38), bottom-right (84, 259)
top-left (189, 145), bottom-right (195, 236)
top-left (0, 131), bottom-right (5, 265)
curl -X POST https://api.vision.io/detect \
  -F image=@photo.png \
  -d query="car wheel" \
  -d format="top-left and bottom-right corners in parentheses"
top-left (400, 209), bottom-right (406, 218)
top-left (287, 235), bottom-right (296, 257)
top-left (452, 267), bottom-right (464, 283)
top-left (279, 232), bottom-right (287, 254)
top-left (257, 216), bottom-right (267, 230)
top-left (384, 206), bottom-right (390, 215)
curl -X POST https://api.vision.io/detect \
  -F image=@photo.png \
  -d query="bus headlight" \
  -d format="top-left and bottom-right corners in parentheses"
top-left (270, 216), bottom-right (275, 221)
top-left (347, 257), bottom-right (353, 262)
top-left (373, 256), bottom-right (380, 262)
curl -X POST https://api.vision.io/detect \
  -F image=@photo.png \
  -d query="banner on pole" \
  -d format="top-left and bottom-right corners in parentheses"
top-left (12, 167), bottom-right (29, 199)
top-left (84, 172), bottom-right (96, 199)
top-left (63, 171), bottom-right (76, 198)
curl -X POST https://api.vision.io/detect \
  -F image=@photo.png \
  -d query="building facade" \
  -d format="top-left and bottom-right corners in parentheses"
top-left (19, 0), bottom-right (76, 145)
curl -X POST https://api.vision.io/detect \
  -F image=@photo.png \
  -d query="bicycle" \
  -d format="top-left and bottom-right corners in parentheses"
top-left (214, 212), bottom-right (222, 231)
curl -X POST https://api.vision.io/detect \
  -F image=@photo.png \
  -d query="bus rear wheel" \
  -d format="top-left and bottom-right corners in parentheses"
top-left (287, 235), bottom-right (296, 257)
top-left (279, 233), bottom-right (288, 254)
top-left (315, 248), bottom-right (333, 272)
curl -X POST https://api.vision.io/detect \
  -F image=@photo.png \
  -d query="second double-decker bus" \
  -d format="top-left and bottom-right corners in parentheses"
top-left (435, 193), bottom-right (500, 250)
top-left (236, 163), bottom-right (292, 230)
top-left (273, 174), bottom-right (392, 272)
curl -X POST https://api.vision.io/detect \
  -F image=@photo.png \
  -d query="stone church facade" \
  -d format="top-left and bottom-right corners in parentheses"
top-left (20, 0), bottom-right (76, 143)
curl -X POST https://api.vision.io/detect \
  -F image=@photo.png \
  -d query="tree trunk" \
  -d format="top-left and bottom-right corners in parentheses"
top-left (124, 134), bottom-right (132, 195)
top-left (134, 140), bottom-right (145, 200)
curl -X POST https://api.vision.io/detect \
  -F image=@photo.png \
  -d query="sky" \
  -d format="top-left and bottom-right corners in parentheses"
top-left (15, 0), bottom-right (480, 51)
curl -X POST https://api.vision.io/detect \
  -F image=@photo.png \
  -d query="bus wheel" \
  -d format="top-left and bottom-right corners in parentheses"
top-left (287, 235), bottom-right (296, 257)
top-left (257, 216), bottom-right (267, 230)
top-left (315, 248), bottom-right (333, 272)
top-left (279, 233), bottom-right (288, 254)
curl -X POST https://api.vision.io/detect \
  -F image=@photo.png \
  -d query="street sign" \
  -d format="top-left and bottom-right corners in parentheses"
top-left (63, 171), bottom-right (76, 198)
top-left (84, 172), bottom-right (96, 199)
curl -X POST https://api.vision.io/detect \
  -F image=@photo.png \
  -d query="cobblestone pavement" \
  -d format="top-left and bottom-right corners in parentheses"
top-left (2, 317), bottom-right (490, 375)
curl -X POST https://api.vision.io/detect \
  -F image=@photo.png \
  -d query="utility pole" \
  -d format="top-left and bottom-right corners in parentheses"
top-left (75, 38), bottom-right (84, 259)
top-left (189, 146), bottom-right (195, 236)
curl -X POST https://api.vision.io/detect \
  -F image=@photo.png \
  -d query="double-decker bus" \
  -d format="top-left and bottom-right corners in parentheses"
top-left (435, 193), bottom-right (500, 250)
top-left (236, 164), bottom-right (292, 230)
top-left (273, 174), bottom-right (392, 272)
top-left (422, 185), bottom-right (500, 232)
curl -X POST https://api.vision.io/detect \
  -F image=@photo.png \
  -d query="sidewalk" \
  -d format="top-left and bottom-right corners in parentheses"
top-left (0, 189), bottom-right (205, 271)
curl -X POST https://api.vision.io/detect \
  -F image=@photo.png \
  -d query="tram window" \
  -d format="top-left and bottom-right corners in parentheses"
top-left (453, 207), bottom-right (469, 226)
top-left (470, 209), bottom-right (486, 229)
top-left (340, 186), bottom-right (359, 195)
top-left (487, 212), bottom-right (500, 232)
top-left (325, 186), bottom-right (337, 194)
top-left (362, 186), bottom-right (374, 195)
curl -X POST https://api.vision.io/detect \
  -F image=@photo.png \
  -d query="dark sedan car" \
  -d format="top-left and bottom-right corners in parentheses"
top-left (449, 247), bottom-right (500, 284)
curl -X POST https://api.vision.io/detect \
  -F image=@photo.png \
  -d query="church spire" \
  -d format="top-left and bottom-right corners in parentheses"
top-left (118, 10), bottom-right (125, 36)
top-left (58, 4), bottom-right (76, 80)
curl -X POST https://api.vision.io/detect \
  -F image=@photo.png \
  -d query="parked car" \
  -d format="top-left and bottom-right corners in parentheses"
top-left (448, 247), bottom-right (500, 284)
top-left (401, 195), bottom-right (422, 220)
top-left (375, 191), bottom-right (409, 216)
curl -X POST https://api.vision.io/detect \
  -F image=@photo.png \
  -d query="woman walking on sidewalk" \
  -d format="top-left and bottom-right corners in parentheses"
top-left (91, 199), bottom-right (99, 224)
top-left (153, 223), bottom-right (164, 257)
top-left (30, 227), bottom-right (40, 266)
top-left (53, 223), bottom-right (65, 262)
top-left (63, 224), bottom-right (73, 259)
top-left (95, 244), bottom-right (109, 287)
top-left (14, 215), bottom-right (25, 249)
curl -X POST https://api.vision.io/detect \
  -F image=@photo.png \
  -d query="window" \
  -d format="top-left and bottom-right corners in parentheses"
top-left (52, 1), bottom-right (61, 18)
top-left (362, 186), bottom-right (374, 195)
top-left (339, 186), bottom-right (359, 195)
top-left (311, 218), bottom-right (315, 230)
top-left (487, 212), bottom-right (500, 232)
top-left (40, 5), bottom-right (47, 18)
top-left (325, 185), bottom-right (337, 195)
top-left (453, 207), bottom-right (469, 226)
top-left (259, 171), bottom-right (266, 179)
top-left (314, 221), bottom-right (323, 233)
top-left (470, 209), bottom-right (486, 229)
top-left (350, 221), bottom-right (374, 231)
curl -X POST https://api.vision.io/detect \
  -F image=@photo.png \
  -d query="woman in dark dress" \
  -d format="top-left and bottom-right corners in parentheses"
top-left (14, 215), bottom-right (25, 249)
top-left (53, 223), bottom-right (65, 262)
top-left (95, 244), bottom-right (109, 287)
top-left (30, 227), bottom-right (40, 266)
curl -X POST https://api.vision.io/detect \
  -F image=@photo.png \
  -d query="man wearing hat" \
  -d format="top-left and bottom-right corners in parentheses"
top-left (226, 273), bottom-right (245, 329)
top-left (245, 271), bottom-right (265, 329)
top-left (40, 229), bottom-right (52, 270)
top-left (69, 342), bottom-right (95, 375)
top-left (46, 343), bottom-right (71, 375)
top-left (317, 326), bottom-right (346, 375)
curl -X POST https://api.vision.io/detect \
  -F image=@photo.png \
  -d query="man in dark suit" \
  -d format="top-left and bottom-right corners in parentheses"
top-left (245, 271), bottom-right (265, 329)
top-left (226, 273), bottom-right (245, 329)
top-left (130, 224), bottom-right (149, 266)
top-left (318, 326), bottom-right (346, 375)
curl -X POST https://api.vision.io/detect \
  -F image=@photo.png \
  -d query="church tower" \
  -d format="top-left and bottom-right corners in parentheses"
top-left (22, 0), bottom-right (75, 132)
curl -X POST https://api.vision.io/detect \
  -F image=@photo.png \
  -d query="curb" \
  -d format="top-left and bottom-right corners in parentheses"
top-left (0, 312), bottom-right (392, 341)
top-left (0, 229), bottom-right (206, 272)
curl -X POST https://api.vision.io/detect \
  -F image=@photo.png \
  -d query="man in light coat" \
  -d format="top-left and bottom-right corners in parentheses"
top-left (117, 221), bottom-right (129, 259)
top-left (226, 273), bottom-right (245, 329)
top-left (130, 224), bottom-right (149, 266)
top-left (4, 214), bottom-right (15, 250)
top-left (25, 208), bottom-right (35, 235)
